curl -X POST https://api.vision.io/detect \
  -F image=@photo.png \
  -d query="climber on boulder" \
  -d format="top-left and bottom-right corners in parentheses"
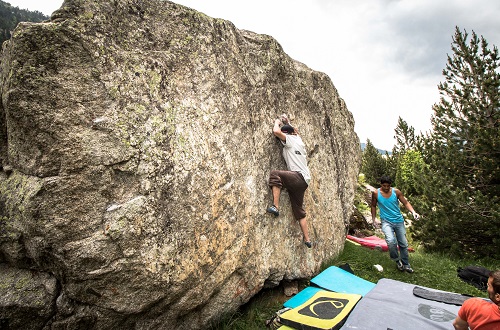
top-left (266, 116), bottom-right (312, 248)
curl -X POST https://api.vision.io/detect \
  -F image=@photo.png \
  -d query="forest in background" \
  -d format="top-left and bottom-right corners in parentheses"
top-left (361, 27), bottom-right (499, 259)
top-left (0, 0), bottom-right (48, 45)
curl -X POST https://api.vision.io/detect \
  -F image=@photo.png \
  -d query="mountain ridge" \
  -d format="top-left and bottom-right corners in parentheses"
top-left (360, 142), bottom-right (392, 155)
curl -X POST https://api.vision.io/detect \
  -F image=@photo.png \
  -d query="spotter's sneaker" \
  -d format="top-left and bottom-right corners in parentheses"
top-left (403, 265), bottom-right (414, 273)
top-left (396, 260), bottom-right (404, 271)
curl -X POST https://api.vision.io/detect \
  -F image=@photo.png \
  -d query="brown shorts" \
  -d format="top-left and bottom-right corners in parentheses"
top-left (268, 170), bottom-right (308, 220)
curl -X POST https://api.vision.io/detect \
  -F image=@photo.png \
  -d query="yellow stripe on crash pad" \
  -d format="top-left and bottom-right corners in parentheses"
top-left (280, 291), bottom-right (362, 330)
top-left (345, 238), bottom-right (361, 246)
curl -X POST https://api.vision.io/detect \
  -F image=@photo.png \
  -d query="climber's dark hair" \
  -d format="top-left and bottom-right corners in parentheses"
top-left (380, 176), bottom-right (392, 185)
top-left (280, 125), bottom-right (295, 134)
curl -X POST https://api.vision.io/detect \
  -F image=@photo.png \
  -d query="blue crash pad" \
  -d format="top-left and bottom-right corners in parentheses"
top-left (311, 266), bottom-right (375, 296)
top-left (284, 286), bottom-right (324, 308)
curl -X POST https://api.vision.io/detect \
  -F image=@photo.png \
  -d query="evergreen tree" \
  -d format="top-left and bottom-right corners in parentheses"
top-left (384, 149), bottom-right (397, 185)
top-left (393, 116), bottom-right (416, 155)
top-left (361, 139), bottom-right (387, 186)
top-left (413, 27), bottom-right (500, 258)
top-left (0, 1), bottom-right (48, 45)
top-left (395, 149), bottom-right (425, 197)
top-left (391, 117), bottom-right (417, 188)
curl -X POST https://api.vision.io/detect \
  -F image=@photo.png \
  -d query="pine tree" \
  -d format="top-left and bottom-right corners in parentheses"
top-left (413, 27), bottom-right (500, 258)
top-left (393, 116), bottom-right (417, 155)
top-left (395, 149), bottom-right (425, 198)
top-left (361, 139), bottom-right (387, 187)
top-left (391, 117), bottom-right (419, 189)
top-left (0, 1), bottom-right (48, 44)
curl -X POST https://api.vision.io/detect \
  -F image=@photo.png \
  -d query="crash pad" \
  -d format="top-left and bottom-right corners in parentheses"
top-left (340, 278), bottom-right (462, 330)
top-left (345, 238), bottom-right (360, 246)
top-left (284, 286), bottom-right (324, 308)
top-left (346, 235), bottom-right (388, 251)
top-left (280, 291), bottom-right (362, 330)
top-left (413, 286), bottom-right (471, 306)
top-left (311, 266), bottom-right (375, 296)
top-left (346, 235), bottom-right (414, 252)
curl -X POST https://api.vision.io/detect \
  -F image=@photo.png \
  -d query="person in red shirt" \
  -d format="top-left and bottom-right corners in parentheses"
top-left (453, 270), bottom-right (500, 330)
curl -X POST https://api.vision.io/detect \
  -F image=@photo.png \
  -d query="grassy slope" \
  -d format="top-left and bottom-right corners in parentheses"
top-left (210, 239), bottom-right (500, 329)
top-left (325, 240), bottom-right (498, 295)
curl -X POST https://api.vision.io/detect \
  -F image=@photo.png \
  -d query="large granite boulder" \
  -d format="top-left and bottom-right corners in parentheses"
top-left (0, 0), bottom-right (361, 328)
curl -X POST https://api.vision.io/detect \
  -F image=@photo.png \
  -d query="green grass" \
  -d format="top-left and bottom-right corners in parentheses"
top-left (209, 239), bottom-right (500, 329)
top-left (208, 285), bottom-right (290, 330)
top-left (326, 240), bottom-right (498, 296)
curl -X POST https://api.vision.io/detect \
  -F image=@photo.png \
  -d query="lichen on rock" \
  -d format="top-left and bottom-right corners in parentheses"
top-left (0, 0), bottom-right (360, 329)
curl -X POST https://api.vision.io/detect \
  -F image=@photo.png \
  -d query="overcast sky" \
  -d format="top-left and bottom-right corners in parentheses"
top-left (7, 0), bottom-right (500, 150)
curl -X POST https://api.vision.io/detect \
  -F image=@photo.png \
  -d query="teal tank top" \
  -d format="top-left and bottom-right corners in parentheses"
top-left (377, 188), bottom-right (404, 223)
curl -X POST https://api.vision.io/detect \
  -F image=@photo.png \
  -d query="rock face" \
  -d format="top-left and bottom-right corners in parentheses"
top-left (0, 0), bottom-right (360, 329)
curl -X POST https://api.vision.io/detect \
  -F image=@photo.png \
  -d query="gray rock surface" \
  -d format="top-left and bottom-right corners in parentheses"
top-left (0, 265), bottom-right (58, 329)
top-left (0, 0), bottom-right (361, 328)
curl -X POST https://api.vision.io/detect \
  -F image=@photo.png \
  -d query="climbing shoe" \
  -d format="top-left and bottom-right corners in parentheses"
top-left (304, 241), bottom-right (312, 248)
top-left (266, 205), bottom-right (279, 216)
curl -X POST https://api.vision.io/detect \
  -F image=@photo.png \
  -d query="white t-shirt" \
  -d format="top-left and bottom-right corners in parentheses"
top-left (282, 135), bottom-right (311, 184)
